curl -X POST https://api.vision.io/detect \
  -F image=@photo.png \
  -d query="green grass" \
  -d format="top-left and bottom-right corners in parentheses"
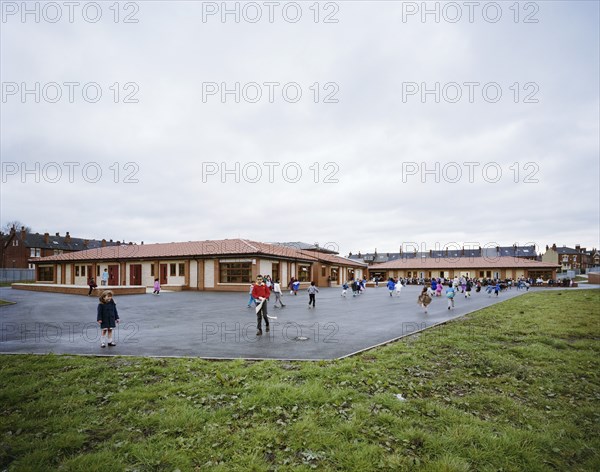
top-left (1, 290), bottom-right (599, 471)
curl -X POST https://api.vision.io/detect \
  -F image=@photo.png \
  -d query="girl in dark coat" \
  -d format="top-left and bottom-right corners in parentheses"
top-left (97, 290), bottom-right (119, 348)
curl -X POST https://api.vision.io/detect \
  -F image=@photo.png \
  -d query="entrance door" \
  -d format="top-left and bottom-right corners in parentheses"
top-left (160, 264), bottom-right (168, 285)
top-left (87, 266), bottom-right (93, 281)
top-left (108, 264), bottom-right (119, 285)
top-left (130, 264), bottom-right (142, 285)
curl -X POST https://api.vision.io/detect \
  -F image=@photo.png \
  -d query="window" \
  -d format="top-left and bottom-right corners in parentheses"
top-left (53, 250), bottom-right (63, 255)
top-left (38, 266), bottom-right (54, 282)
top-left (30, 248), bottom-right (41, 257)
top-left (178, 263), bottom-right (185, 276)
top-left (220, 262), bottom-right (251, 283)
top-left (12, 240), bottom-right (18, 246)
top-left (479, 271), bottom-right (484, 278)
top-left (486, 271), bottom-right (492, 278)
top-left (81, 266), bottom-right (86, 277)
top-left (321, 266), bottom-right (326, 277)
top-left (151, 264), bottom-right (155, 277)
top-left (97, 266), bottom-right (100, 276)
top-left (75, 266), bottom-right (80, 276)
top-left (170, 263), bottom-right (176, 276)
top-left (298, 264), bottom-right (311, 282)
top-left (272, 262), bottom-right (279, 281)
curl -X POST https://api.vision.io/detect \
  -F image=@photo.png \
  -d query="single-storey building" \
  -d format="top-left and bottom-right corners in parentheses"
top-left (30, 238), bottom-right (367, 292)
top-left (367, 256), bottom-right (560, 281)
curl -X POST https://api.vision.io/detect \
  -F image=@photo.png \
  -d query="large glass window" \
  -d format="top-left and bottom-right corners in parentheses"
top-left (38, 266), bottom-right (54, 282)
top-left (179, 263), bottom-right (185, 276)
top-left (298, 264), bottom-right (311, 282)
top-left (271, 262), bottom-right (279, 281)
top-left (170, 263), bottom-right (176, 276)
top-left (220, 262), bottom-right (251, 283)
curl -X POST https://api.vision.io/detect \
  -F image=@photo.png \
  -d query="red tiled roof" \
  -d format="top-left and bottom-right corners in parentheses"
top-left (33, 239), bottom-right (366, 267)
top-left (299, 251), bottom-right (369, 267)
top-left (369, 256), bottom-right (561, 270)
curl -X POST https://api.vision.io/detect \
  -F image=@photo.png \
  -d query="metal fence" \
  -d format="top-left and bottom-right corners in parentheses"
top-left (0, 269), bottom-right (35, 283)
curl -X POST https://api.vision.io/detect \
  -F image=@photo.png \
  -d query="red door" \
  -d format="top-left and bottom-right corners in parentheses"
top-left (130, 264), bottom-right (142, 285)
top-left (160, 264), bottom-right (168, 285)
top-left (108, 264), bottom-right (119, 285)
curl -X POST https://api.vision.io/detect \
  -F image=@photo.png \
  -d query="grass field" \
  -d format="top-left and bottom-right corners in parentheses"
top-left (1, 290), bottom-right (598, 471)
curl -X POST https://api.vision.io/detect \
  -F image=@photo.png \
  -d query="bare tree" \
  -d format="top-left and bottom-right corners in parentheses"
top-left (1, 221), bottom-right (32, 234)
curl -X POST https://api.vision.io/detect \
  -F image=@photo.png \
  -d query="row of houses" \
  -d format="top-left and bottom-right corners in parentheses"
top-left (349, 244), bottom-right (600, 273)
top-left (2, 227), bottom-right (592, 292)
top-left (0, 226), bottom-right (124, 269)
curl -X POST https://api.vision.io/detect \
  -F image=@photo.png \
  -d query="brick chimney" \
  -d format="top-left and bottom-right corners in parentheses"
top-left (83, 239), bottom-right (89, 249)
top-left (461, 246), bottom-right (465, 256)
top-left (44, 232), bottom-right (49, 244)
top-left (496, 246), bottom-right (500, 254)
top-left (101, 239), bottom-right (107, 247)
top-left (65, 232), bottom-right (71, 243)
top-left (20, 226), bottom-right (26, 241)
top-left (552, 243), bottom-right (557, 250)
top-left (55, 232), bottom-right (60, 237)
top-left (575, 244), bottom-right (581, 251)
top-left (546, 245), bottom-right (549, 251)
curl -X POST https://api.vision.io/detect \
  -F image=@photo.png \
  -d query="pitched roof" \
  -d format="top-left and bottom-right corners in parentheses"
top-left (271, 241), bottom-right (339, 254)
top-left (299, 251), bottom-right (368, 267)
top-left (33, 239), bottom-right (367, 266)
top-left (369, 256), bottom-right (559, 270)
top-left (2, 231), bottom-right (119, 251)
top-left (553, 246), bottom-right (581, 255)
top-left (349, 246), bottom-right (537, 263)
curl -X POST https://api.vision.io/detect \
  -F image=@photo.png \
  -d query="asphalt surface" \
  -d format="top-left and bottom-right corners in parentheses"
top-left (1, 285), bottom-right (597, 360)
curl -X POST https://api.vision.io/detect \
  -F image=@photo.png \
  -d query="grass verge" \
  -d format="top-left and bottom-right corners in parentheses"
top-left (1, 290), bottom-right (598, 471)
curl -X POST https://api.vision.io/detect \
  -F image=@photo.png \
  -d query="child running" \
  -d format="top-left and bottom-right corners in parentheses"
top-left (417, 287), bottom-right (432, 314)
top-left (446, 285), bottom-right (456, 309)
top-left (387, 278), bottom-right (395, 297)
top-left (307, 281), bottom-right (319, 308)
top-left (273, 279), bottom-right (286, 308)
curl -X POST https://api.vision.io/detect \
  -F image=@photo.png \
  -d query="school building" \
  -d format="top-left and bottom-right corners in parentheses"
top-left (28, 238), bottom-right (368, 292)
top-left (367, 256), bottom-right (560, 281)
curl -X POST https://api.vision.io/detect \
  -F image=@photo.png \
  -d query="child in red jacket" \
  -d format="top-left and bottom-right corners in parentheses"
top-left (252, 275), bottom-right (271, 335)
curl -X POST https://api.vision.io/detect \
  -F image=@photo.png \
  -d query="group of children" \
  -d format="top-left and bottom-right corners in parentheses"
top-left (341, 278), bottom-right (368, 297)
top-left (416, 277), bottom-right (504, 313)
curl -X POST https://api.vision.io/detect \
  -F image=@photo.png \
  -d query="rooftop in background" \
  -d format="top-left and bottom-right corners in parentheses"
top-left (270, 241), bottom-right (339, 254)
top-left (1, 226), bottom-right (123, 251)
top-left (348, 245), bottom-right (538, 264)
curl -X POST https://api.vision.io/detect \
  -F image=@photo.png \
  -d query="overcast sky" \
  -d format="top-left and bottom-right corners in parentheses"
top-left (1, 1), bottom-right (599, 255)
